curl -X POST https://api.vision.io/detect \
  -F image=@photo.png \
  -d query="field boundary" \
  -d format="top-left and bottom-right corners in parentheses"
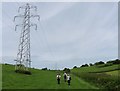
top-left (88, 69), bottom-right (120, 73)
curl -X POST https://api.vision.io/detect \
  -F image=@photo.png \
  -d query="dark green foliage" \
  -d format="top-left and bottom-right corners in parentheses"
top-left (42, 67), bottom-right (47, 70)
top-left (94, 61), bottom-right (105, 65)
top-left (15, 69), bottom-right (31, 75)
top-left (113, 59), bottom-right (120, 64)
top-left (73, 66), bottom-right (77, 69)
top-left (107, 59), bottom-right (120, 64)
top-left (72, 64), bottom-right (120, 90)
top-left (5, 63), bottom-right (9, 65)
top-left (63, 68), bottom-right (70, 73)
top-left (72, 72), bottom-right (120, 90)
top-left (81, 64), bottom-right (89, 67)
top-left (103, 63), bottom-right (113, 67)
top-left (89, 63), bottom-right (93, 66)
top-left (107, 60), bottom-right (115, 64)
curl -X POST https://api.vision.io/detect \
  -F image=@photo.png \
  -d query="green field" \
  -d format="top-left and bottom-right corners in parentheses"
top-left (105, 70), bottom-right (120, 76)
top-left (72, 64), bottom-right (119, 73)
top-left (71, 64), bottom-right (120, 89)
top-left (2, 63), bottom-right (120, 89)
top-left (2, 64), bottom-right (98, 89)
top-left (0, 64), bottom-right (2, 90)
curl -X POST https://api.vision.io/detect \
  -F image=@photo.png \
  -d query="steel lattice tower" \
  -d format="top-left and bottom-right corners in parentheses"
top-left (14, 3), bottom-right (40, 72)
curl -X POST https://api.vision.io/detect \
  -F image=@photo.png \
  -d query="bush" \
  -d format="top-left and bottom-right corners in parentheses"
top-left (113, 59), bottom-right (120, 64)
top-left (89, 63), bottom-right (93, 66)
top-left (63, 68), bottom-right (70, 73)
top-left (72, 72), bottom-right (120, 89)
top-left (81, 64), bottom-right (89, 67)
top-left (73, 66), bottom-right (77, 69)
top-left (42, 68), bottom-right (47, 70)
top-left (15, 70), bottom-right (31, 75)
top-left (107, 59), bottom-right (120, 64)
top-left (94, 61), bottom-right (104, 65)
top-left (5, 63), bottom-right (8, 65)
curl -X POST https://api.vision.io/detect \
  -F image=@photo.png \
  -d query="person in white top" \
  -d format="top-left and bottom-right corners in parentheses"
top-left (63, 72), bottom-right (67, 82)
top-left (56, 73), bottom-right (61, 84)
top-left (67, 74), bottom-right (71, 86)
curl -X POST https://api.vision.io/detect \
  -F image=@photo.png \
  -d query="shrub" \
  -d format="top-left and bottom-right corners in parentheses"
top-left (73, 66), bottom-right (77, 69)
top-left (63, 68), bottom-right (70, 73)
top-left (89, 63), bottom-right (93, 66)
top-left (5, 63), bottom-right (8, 65)
top-left (81, 64), bottom-right (89, 67)
top-left (72, 72), bottom-right (120, 89)
top-left (107, 59), bottom-right (120, 64)
top-left (42, 68), bottom-right (47, 70)
top-left (94, 61), bottom-right (104, 65)
top-left (15, 69), bottom-right (31, 75)
top-left (113, 59), bottom-right (120, 64)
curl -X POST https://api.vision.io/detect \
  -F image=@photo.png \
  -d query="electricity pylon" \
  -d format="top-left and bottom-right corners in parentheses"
top-left (14, 3), bottom-right (40, 73)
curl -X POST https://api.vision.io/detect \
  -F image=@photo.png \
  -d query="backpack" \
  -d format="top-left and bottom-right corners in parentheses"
top-left (57, 75), bottom-right (60, 80)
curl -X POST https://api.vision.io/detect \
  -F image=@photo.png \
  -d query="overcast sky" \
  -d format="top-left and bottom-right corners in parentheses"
top-left (2, 2), bottom-right (118, 70)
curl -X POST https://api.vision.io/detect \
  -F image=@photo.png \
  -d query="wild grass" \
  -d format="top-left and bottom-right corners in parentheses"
top-left (71, 64), bottom-right (120, 90)
top-left (2, 64), bottom-right (98, 89)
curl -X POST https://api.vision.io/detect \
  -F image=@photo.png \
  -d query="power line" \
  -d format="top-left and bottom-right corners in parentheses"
top-left (37, 22), bottom-right (59, 70)
top-left (34, 23), bottom-right (55, 60)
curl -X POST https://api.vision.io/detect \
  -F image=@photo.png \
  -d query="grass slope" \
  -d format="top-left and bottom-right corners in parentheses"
top-left (71, 64), bottom-right (120, 89)
top-left (0, 64), bottom-right (2, 90)
top-left (72, 64), bottom-right (119, 73)
top-left (105, 70), bottom-right (120, 76)
top-left (2, 64), bottom-right (98, 89)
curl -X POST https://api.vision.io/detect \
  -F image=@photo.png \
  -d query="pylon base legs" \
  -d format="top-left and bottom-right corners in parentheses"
top-left (15, 64), bottom-right (31, 75)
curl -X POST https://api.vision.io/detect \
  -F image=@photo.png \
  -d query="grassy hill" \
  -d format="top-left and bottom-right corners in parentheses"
top-left (2, 63), bottom-right (120, 90)
top-left (2, 64), bottom-right (98, 89)
top-left (71, 64), bottom-right (120, 90)
top-left (0, 64), bottom-right (2, 90)
top-left (72, 64), bottom-right (119, 73)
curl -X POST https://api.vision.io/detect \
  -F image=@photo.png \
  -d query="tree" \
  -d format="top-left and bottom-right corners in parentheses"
top-left (89, 63), bottom-right (93, 66)
top-left (42, 67), bottom-right (47, 70)
top-left (63, 68), bottom-right (70, 73)
top-left (73, 66), bottom-right (77, 69)
top-left (81, 64), bottom-right (89, 67)
top-left (94, 61), bottom-right (104, 65)
top-left (113, 59), bottom-right (120, 64)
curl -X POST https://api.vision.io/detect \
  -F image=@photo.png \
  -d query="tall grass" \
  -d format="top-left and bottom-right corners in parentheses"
top-left (71, 64), bottom-right (120, 90)
top-left (72, 72), bottom-right (120, 90)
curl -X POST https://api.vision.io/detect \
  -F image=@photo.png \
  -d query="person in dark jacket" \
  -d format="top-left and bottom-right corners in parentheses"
top-left (63, 72), bottom-right (67, 82)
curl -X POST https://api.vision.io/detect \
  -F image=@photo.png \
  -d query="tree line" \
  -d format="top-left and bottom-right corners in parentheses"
top-left (73, 59), bottom-right (120, 69)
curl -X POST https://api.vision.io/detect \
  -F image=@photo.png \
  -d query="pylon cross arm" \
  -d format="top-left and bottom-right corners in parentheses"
top-left (15, 24), bottom-right (23, 31)
top-left (30, 15), bottom-right (40, 21)
top-left (13, 15), bottom-right (24, 21)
